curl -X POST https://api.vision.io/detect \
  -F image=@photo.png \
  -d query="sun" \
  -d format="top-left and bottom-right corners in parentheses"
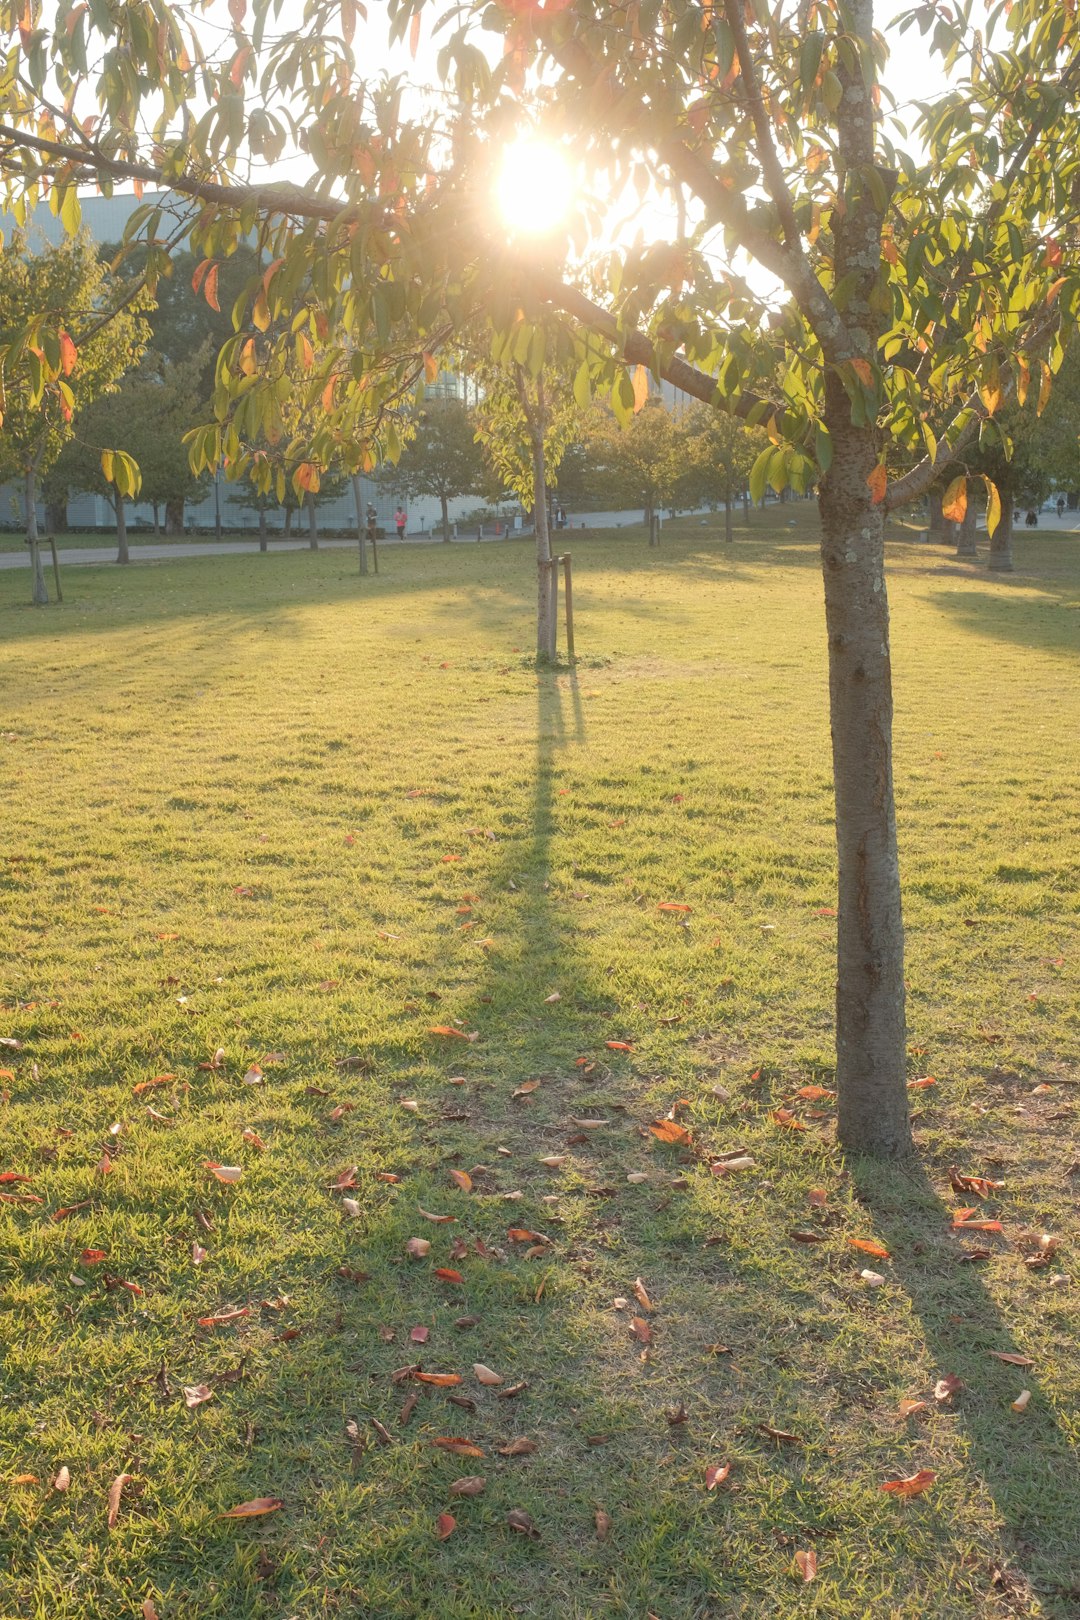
top-left (495, 139), bottom-right (574, 235)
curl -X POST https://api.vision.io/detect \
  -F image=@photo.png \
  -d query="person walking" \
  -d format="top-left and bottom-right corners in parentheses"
top-left (394, 505), bottom-right (407, 541)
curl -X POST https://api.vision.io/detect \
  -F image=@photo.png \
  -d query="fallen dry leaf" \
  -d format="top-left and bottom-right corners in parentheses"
top-left (242, 1128), bottom-right (267, 1151)
top-left (633, 1278), bottom-right (654, 1312)
top-left (497, 1437), bottom-right (536, 1456)
top-left (880, 1469), bottom-right (936, 1498)
top-left (758, 1424), bottom-right (802, 1445)
top-left (630, 1317), bottom-right (652, 1345)
top-left (342, 1197), bottom-right (361, 1219)
top-left (605, 1041), bottom-right (634, 1053)
top-left (513, 1080), bottom-right (541, 1098)
top-left (473, 1363), bottom-right (504, 1386)
top-left (133, 1074), bottom-right (176, 1095)
top-left (434, 1267), bottom-right (464, 1283)
top-left (53, 1465), bottom-right (71, 1492)
top-left (948, 1165), bottom-right (1005, 1199)
top-left (794, 1548), bottom-right (817, 1583)
top-left (595, 1508), bottom-right (612, 1540)
top-left (951, 1208), bottom-right (1003, 1233)
top-left (410, 1325), bottom-right (430, 1344)
top-left (183, 1384), bottom-right (214, 1409)
top-left (432, 1437), bottom-right (485, 1457)
top-left (448, 1475), bottom-right (485, 1496)
top-left (217, 1497), bottom-right (283, 1518)
top-left (538, 1155), bottom-right (566, 1167)
top-left (989, 1351), bottom-right (1034, 1367)
top-left (771, 1109), bottom-right (808, 1131)
top-left (649, 1118), bottom-right (691, 1146)
top-left (204, 1163), bottom-right (243, 1184)
top-left (197, 1307), bottom-right (250, 1327)
top-left (415, 1372), bottom-right (463, 1387)
top-left (1012, 1389), bottom-right (1031, 1412)
top-left (405, 1237), bottom-right (431, 1260)
top-left (80, 1248), bottom-right (107, 1265)
top-left (657, 902), bottom-right (692, 913)
top-left (899, 1398), bottom-right (929, 1417)
top-left (435, 1511), bottom-right (456, 1540)
top-left (107, 1472), bottom-right (131, 1529)
top-left (849, 1237), bottom-right (890, 1260)
top-left (142, 1599), bottom-right (160, 1620)
top-left (808, 1188), bottom-right (828, 1208)
top-left (506, 1507), bottom-right (540, 1539)
top-left (448, 1170), bottom-right (472, 1193)
top-left (705, 1463), bottom-right (731, 1489)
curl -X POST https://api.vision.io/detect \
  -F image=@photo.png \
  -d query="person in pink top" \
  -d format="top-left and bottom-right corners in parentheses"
top-left (394, 506), bottom-right (407, 540)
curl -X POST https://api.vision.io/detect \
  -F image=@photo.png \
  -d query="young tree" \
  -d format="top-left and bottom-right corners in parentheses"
top-left (0, 230), bottom-right (148, 599)
top-left (5, 0), bottom-right (1080, 1152)
top-left (389, 397), bottom-right (485, 541)
top-left (681, 406), bottom-right (767, 542)
top-left (582, 397), bottom-right (684, 537)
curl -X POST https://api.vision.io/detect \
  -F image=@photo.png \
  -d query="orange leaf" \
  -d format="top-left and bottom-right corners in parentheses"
top-left (409, 8), bottom-right (420, 56)
top-left (418, 1207), bottom-right (456, 1224)
top-left (80, 1248), bottom-right (107, 1264)
top-left (133, 1074), bottom-right (176, 1094)
top-left (771, 1109), bottom-right (807, 1131)
top-left (218, 1497), bottom-right (284, 1518)
top-left (448, 1170), bottom-right (472, 1192)
top-left (435, 1511), bottom-right (456, 1539)
top-left (107, 1471), bottom-right (131, 1529)
top-left (850, 358), bottom-right (874, 386)
top-left (898, 1398), bottom-right (928, 1416)
top-left (705, 1462), bottom-right (731, 1489)
top-left (434, 1267), bottom-right (464, 1282)
top-left (429, 1026), bottom-right (470, 1040)
top-left (605, 1041), bottom-right (633, 1052)
top-left (432, 1437), bottom-right (485, 1457)
top-left (795, 1549), bottom-right (817, 1582)
top-left (58, 331), bottom-right (78, 375)
top-left (630, 1316), bottom-right (651, 1344)
top-left (657, 901), bottom-right (692, 913)
top-left (424, 351), bottom-right (438, 383)
top-left (797, 1085), bottom-right (834, 1101)
top-left (988, 1350), bottom-right (1034, 1367)
top-left (415, 1372), bottom-right (463, 1387)
top-left (848, 1237), bottom-right (890, 1259)
top-left (631, 363), bottom-right (650, 413)
top-left (941, 474), bottom-right (967, 525)
top-left (449, 1475), bottom-right (485, 1496)
top-left (197, 1307), bottom-right (250, 1327)
top-left (866, 464), bottom-right (887, 504)
top-left (880, 1469), bottom-right (936, 1498)
top-left (951, 1209), bottom-right (1003, 1233)
top-left (808, 1189), bottom-right (828, 1207)
top-left (204, 1162), bottom-right (242, 1183)
top-left (203, 262), bottom-right (220, 312)
top-left (649, 1118), bottom-right (691, 1145)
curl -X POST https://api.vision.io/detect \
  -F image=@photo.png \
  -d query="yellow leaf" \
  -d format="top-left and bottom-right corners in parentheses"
top-left (1038, 361), bottom-right (1052, 417)
top-left (1016, 356), bottom-right (1030, 407)
top-left (631, 364), bottom-right (649, 414)
top-left (941, 474), bottom-right (967, 524)
top-left (983, 477), bottom-right (1002, 538)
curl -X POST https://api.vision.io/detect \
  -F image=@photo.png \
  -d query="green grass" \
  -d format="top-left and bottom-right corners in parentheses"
top-left (2, 512), bottom-right (1080, 1619)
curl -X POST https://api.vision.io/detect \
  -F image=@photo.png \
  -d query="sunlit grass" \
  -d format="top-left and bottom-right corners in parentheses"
top-left (1, 511), bottom-right (1079, 1617)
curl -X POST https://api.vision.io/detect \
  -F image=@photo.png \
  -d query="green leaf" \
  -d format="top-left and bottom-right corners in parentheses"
top-left (573, 359), bottom-right (591, 411)
top-left (749, 444), bottom-right (773, 505)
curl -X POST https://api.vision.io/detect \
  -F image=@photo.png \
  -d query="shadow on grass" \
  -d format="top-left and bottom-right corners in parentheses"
top-left (853, 1157), bottom-right (1080, 1611)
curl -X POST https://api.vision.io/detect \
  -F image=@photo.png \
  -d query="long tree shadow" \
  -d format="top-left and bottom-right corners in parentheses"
top-left (852, 1156), bottom-right (1080, 1611)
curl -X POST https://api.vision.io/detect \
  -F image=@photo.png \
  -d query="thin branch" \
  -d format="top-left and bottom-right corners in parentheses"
top-left (722, 0), bottom-right (802, 252)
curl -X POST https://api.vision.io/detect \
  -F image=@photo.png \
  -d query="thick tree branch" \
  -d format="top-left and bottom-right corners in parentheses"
top-left (658, 138), bottom-right (848, 361)
top-left (722, 0), bottom-right (802, 252)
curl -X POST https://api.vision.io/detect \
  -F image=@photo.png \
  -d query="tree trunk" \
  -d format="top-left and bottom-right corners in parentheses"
top-left (724, 494), bottom-right (733, 543)
top-left (165, 497), bottom-right (184, 536)
top-left (988, 488), bottom-right (1014, 571)
top-left (743, 487), bottom-right (750, 520)
top-left (258, 506), bottom-right (268, 553)
top-left (284, 506), bottom-right (293, 538)
top-left (441, 492), bottom-right (450, 541)
top-left (26, 465), bottom-right (47, 605)
top-left (955, 500), bottom-right (977, 557)
top-left (152, 502), bottom-right (161, 536)
top-left (351, 474), bottom-right (368, 574)
top-left (307, 494), bottom-right (318, 550)
top-left (532, 433), bottom-right (556, 663)
top-left (927, 490), bottom-right (946, 542)
top-left (45, 497), bottom-right (66, 534)
top-left (115, 496), bottom-right (129, 564)
top-left (818, 419), bottom-right (911, 1158)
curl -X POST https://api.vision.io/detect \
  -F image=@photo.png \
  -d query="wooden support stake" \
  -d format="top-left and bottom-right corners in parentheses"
top-left (561, 553), bottom-right (575, 663)
top-left (47, 535), bottom-right (62, 601)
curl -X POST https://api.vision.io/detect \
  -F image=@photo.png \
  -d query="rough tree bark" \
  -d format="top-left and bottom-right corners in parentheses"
top-left (988, 489), bottom-right (1014, 571)
top-left (165, 497), bottom-right (184, 536)
top-left (114, 495), bottom-right (129, 564)
top-left (818, 0), bottom-right (911, 1156)
top-left (25, 465), bottom-right (47, 605)
top-left (955, 501), bottom-right (977, 557)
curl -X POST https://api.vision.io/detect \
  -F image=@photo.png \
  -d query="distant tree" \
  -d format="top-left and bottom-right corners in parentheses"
top-left (583, 399), bottom-right (684, 537)
top-left (0, 231), bottom-right (148, 599)
top-left (681, 406), bottom-right (767, 542)
top-left (390, 397), bottom-right (485, 542)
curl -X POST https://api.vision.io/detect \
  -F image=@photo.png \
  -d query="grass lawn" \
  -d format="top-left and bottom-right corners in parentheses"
top-left (2, 510), bottom-right (1079, 1619)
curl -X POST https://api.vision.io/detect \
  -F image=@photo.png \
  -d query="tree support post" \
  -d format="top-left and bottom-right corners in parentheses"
top-left (560, 553), bottom-right (575, 663)
top-left (47, 535), bottom-right (62, 601)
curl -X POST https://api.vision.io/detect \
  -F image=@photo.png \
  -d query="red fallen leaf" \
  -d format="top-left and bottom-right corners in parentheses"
top-left (508, 1227), bottom-right (549, 1244)
top-left (0, 1190), bottom-right (42, 1205)
top-left (432, 1437), bottom-right (485, 1457)
top-left (605, 1041), bottom-right (634, 1052)
top-left (80, 1248), bottom-right (107, 1264)
top-left (513, 1080), bottom-right (540, 1098)
top-left (790, 1229), bottom-right (827, 1244)
top-left (849, 1237), bottom-right (890, 1259)
top-left (183, 1383), bottom-right (214, 1409)
top-left (957, 1247), bottom-right (992, 1263)
top-left (133, 1074), bottom-right (177, 1095)
top-left (813, 907), bottom-right (836, 917)
top-left (880, 1469), bottom-right (936, 1498)
top-left (435, 1511), bottom-right (456, 1540)
top-left (448, 1475), bottom-right (485, 1496)
top-left (434, 1267), bottom-right (464, 1283)
top-left (415, 1372), bottom-right (463, 1387)
top-left (197, 1307), bottom-right (250, 1327)
top-left (771, 1109), bottom-right (808, 1131)
top-left (795, 1548), bottom-right (818, 1583)
top-left (0, 1172), bottom-right (32, 1184)
top-left (496, 1381), bottom-right (529, 1399)
top-left (908, 1075), bottom-right (936, 1089)
top-left (204, 1163), bottom-right (243, 1184)
top-left (948, 1165), bottom-right (1005, 1199)
top-left (633, 1277), bottom-right (654, 1311)
top-left (630, 1317), bottom-right (652, 1344)
top-left (142, 1601), bottom-right (160, 1620)
top-left (107, 1471), bottom-right (131, 1529)
top-left (506, 1507), bottom-right (540, 1539)
top-left (934, 1374), bottom-right (963, 1401)
top-left (808, 1189), bottom-right (828, 1207)
top-left (330, 1166), bottom-right (358, 1190)
top-left (428, 1026), bottom-right (474, 1041)
top-left (410, 1325), bottom-right (430, 1344)
top-left (51, 1201), bottom-right (92, 1221)
top-left (705, 1463), bottom-right (731, 1489)
top-left (448, 1170), bottom-right (472, 1192)
top-left (989, 1351), bottom-right (1035, 1367)
top-left (649, 1118), bottom-right (691, 1146)
top-left (376, 1172), bottom-right (401, 1184)
top-left (657, 902), bottom-right (692, 913)
top-left (951, 1209), bottom-right (1003, 1233)
top-left (217, 1497), bottom-right (284, 1518)
top-left (796, 1085), bottom-right (835, 1101)
top-left (110, 1277), bottom-right (144, 1296)
top-left (418, 1207), bottom-right (457, 1224)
